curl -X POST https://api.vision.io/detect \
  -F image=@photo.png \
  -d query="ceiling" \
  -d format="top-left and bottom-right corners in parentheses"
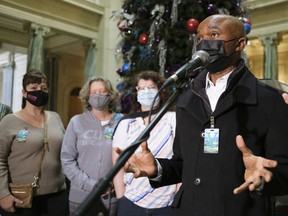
top-left (0, 0), bottom-right (103, 57)
top-left (0, 13), bottom-right (85, 56)
top-left (1, 0), bottom-right (288, 57)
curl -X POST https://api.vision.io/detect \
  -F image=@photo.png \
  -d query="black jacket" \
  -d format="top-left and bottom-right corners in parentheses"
top-left (151, 60), bottom-right (288, 216)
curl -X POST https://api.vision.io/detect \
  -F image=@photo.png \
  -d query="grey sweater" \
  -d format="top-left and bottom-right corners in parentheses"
top-left (61, 111), bottom-right (122, 203)
top-left (0, 111), bottom-right (66, 199)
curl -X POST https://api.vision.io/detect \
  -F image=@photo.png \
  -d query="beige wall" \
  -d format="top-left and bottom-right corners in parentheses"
top-left (54, 1), bottom-right (123, 125)
top-left (96, 1), bottom-right (123, 86)
top-left (57, 54), bottom-right (84, 126)
top-left (245, 40), bottom-right (264, 79)
top-left (278, 34), bottom-right (288, 83)
top-left (244, 1), bottom-right (288, 83)
top-left (245, 33), bottom-right (288, 83)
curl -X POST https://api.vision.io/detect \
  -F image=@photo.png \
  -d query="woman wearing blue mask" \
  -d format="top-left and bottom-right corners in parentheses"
top-left (112, 70), bottom-right (180, 216)
top-left (61, 77), bottom-right (123, 216)
top-left (0, 71), bottom-right (68, 216)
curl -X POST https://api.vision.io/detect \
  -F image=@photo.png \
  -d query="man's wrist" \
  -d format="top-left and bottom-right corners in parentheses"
top-left (149, 159), bottom-right (163, 181)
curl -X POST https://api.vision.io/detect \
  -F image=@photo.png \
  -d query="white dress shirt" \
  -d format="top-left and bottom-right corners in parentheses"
top-left (206, 71), bottom-right (233, 112)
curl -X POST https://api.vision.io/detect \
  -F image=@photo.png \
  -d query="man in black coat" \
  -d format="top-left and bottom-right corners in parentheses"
top-left (116, 14), bottom-right (288, 216)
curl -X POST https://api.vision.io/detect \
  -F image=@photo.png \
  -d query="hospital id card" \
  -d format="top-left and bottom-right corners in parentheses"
top-left (203, 128), bottom-right (219, 154)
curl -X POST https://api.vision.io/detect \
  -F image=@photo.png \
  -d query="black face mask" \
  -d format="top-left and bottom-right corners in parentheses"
top-left (196, 39), bottom-right (238, 74)
top-left (26, 90), bottom-right (49, 107)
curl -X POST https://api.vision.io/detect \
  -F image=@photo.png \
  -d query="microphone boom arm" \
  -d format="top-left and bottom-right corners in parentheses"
top-left (73, 81), bottom-right (188, 216)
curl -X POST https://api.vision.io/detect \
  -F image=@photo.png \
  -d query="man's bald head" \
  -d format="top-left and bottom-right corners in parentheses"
top-left (199, 14), bottom-right (246, 39)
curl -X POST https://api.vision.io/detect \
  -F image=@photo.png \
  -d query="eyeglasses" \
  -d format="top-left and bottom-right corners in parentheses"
top-left (135, 86), bottom-right (157, 91)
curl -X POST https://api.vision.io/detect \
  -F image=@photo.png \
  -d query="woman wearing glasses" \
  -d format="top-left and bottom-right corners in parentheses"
top-left (112, 70), bottom-right (180, 216)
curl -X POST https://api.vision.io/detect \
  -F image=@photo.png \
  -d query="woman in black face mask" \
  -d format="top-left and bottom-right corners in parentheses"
top-left (0, 71), bottom-right (68, 216)
top-left (61, 77), bottom-right (123, 216)
top-left (22, 74), bottom-right (49, 108)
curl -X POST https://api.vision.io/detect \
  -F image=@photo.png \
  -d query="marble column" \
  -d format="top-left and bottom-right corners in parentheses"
top-left (259, 32), bottom-right (279, 79)
top-left (83, 39), bottom-right (97, 84)
top-left (27, 23), bottom-right (50, 73)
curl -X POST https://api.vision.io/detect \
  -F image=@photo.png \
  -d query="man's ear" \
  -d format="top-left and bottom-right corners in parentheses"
top-left (235, 37), bottom-right (246, 52)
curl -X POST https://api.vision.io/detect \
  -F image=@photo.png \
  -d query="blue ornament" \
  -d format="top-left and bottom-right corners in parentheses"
top-left (244, 23), bottom-right (251, 34)
top-left (122, 63), bottom-right (130, 74)
top-left (116, 82), bottom-right (124, 91)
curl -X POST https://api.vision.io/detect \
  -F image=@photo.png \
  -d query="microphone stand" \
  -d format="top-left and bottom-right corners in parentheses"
top-left (73, 81), bottom-right (188, 216)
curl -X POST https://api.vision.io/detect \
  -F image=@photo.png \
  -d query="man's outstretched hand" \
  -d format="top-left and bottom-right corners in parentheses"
top-left (233, 135), bottom-right (278, 194)
top-left (115, 141), bottom-right (158, 178)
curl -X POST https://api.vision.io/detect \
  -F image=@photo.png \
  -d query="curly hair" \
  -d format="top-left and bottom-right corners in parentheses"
top-left (79, 77), bottom-right (117, 112)
top-left (130, 70), bottom-right (174, 113)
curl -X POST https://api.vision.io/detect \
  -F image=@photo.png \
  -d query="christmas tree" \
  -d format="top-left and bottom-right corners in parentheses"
top-left (113, 0), bottom-right (251, 113)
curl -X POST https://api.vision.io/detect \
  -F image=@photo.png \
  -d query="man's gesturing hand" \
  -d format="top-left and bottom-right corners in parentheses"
top-left (233, 135), bottom-right (277, 194)
top-left (116, 141), bottom-right (158, 178)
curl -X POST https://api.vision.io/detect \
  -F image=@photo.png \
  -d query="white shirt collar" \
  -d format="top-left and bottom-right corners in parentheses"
top-left (205, 70), bottom-right (234, 112)
top-left (205, 71), bottom-right (233, 90)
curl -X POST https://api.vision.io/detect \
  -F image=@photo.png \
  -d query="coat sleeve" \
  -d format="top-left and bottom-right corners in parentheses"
top-left (262, 93), bottom-right (288, 196)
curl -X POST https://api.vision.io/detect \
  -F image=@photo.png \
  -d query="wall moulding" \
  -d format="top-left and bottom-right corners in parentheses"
top-left (0, 0), bottom-right (101, 39)
top-left (245, 1), bottom-right (288, 38)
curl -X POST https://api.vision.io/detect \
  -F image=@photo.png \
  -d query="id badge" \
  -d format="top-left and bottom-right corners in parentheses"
top-left (104, 127), bottom-right (114, 139)
top-left (16, 128), bottom-right (28, 143)
top-left (203, 128), bottom-right (219, 154)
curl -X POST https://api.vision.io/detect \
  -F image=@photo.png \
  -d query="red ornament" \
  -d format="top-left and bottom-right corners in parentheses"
top-left (243, 18), bottom-right (252, 26)
top-left (186, 18), bottom-right (199, 34)
top-left (138, 32), bottom-right (149, 45)
top-left (239, 17), bottom-right (252, 26)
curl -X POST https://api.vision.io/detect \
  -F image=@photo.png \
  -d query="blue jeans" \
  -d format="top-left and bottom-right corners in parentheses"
top-left (117, 196), bottom-right (172, 216)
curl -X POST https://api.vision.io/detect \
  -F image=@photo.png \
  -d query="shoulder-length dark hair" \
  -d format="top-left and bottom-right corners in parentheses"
top-left (21, 71), bottom-right (48, 109)
top-left (130, 70), bottom-right (174, 113)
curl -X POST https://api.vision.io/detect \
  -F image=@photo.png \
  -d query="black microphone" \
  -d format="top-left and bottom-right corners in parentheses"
top-left (162, 50), bottom-right (210, 88)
